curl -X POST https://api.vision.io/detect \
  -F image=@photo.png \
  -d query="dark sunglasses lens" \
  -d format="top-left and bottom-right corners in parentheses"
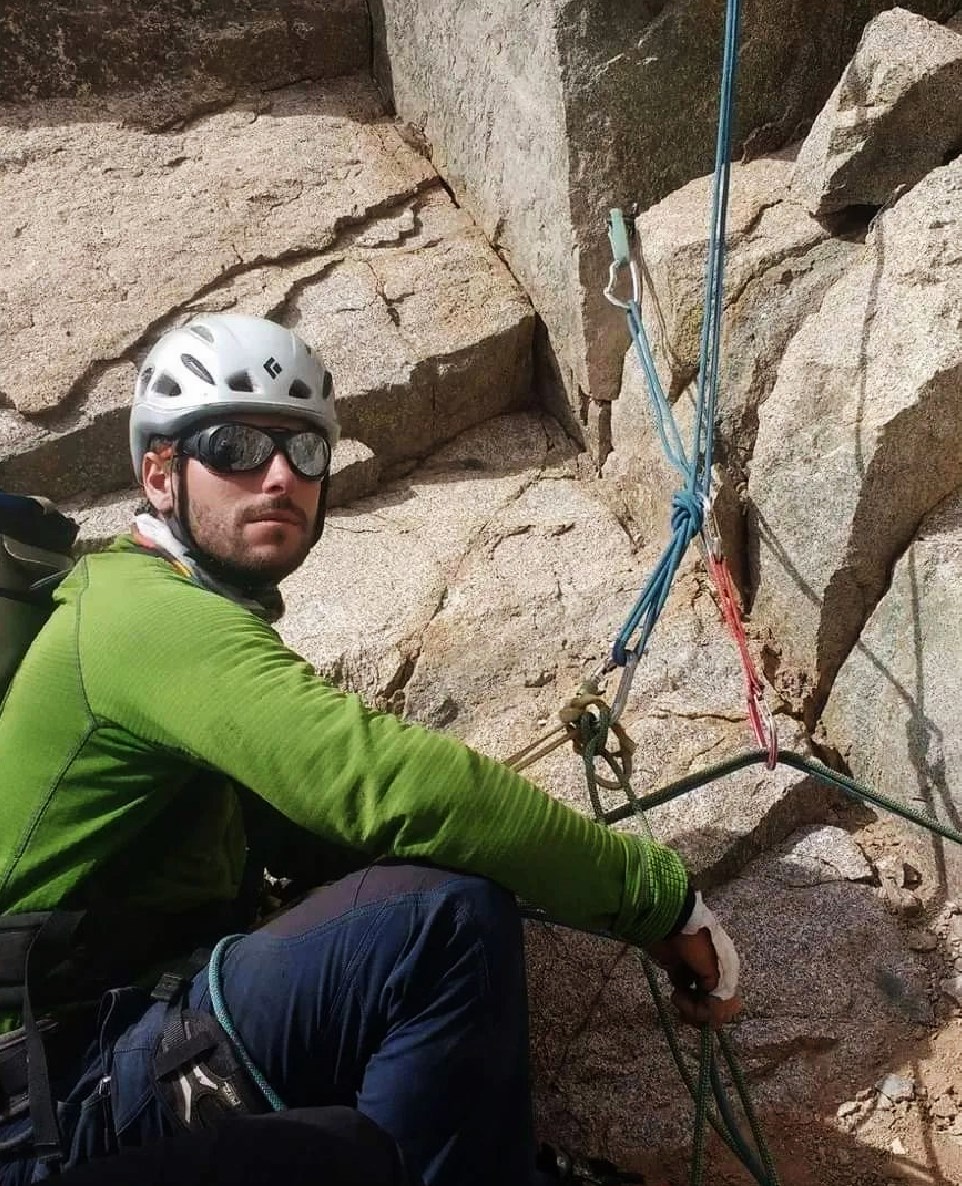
top-left (286, 431), bottom-right (331, 479)
top-left (206, 424), bottom-right (274, 473)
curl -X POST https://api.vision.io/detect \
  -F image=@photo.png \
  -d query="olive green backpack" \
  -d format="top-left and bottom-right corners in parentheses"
top-left (0, 492), bottom-right (78, 700)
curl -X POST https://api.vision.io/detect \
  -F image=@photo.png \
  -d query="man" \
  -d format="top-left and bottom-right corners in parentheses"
top-left (0, 314), bottom-right (739, 1185)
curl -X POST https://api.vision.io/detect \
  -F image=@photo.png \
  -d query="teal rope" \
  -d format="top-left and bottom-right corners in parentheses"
top-left (609, 0), bottom-right (743, 669)
top-left (208, 934), bottom-right (287, 1113)
top-left (691, 0), bottom-right (742, 490)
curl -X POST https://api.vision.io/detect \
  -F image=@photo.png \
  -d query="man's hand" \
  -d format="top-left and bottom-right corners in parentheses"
top-left (646, 892), bottom-right (742, 1029)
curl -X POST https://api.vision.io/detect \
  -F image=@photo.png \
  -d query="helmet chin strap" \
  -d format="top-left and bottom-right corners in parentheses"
top-left (312, 480), bottom-right (329, 544)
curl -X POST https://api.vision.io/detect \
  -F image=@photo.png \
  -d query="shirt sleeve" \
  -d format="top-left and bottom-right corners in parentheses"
top-left (83, 555), bottom-right (689, 946)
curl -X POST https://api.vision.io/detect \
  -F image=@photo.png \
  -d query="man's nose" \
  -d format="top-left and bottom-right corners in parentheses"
top-left (261, 447), bottom-right (298, 492)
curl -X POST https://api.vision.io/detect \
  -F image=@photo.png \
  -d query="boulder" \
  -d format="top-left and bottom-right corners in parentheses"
top-left (793, 8), bottom-right (962, 217)
top-left (371, 0), bottom-right (952, 441)
top-left (0, 1), bottom-right (369, 102)
top-left (0, 79), bottom-right (533, 501)
top-left (822, 488), bottom-right (962, 897)
top-left (604, 150), bottom-right (858, 540)
top-left (748, 156), bottom-right (962, 721)
top-left (770, 825), bottom-right (874, 887)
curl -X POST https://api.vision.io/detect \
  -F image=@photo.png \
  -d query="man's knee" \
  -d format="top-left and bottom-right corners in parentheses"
top-left (424, 872), bottom-right (522, 946)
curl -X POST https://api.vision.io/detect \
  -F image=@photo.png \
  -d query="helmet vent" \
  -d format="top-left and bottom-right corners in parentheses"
top-left (188, 324), bottom-right (215, 344)
top-left (181, 354), bottom-right (215, 385)
top-left (227, 371), bottom-right (255, 393)
top-left (153, 372), bottom-right (182, 399)
top-left (137, 366), bottom-right (154, 397)
top-left (288, 380), bottom-right (311, 400)
top-left (322, 372), bottom-right (333, 400)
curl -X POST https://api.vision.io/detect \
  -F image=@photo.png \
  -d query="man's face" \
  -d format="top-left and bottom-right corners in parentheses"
top-left (150, 414), bottom-right (326, 584)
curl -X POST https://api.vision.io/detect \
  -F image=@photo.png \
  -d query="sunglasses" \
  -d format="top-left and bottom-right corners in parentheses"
top-left (179, 423), bottom-right (332, 482)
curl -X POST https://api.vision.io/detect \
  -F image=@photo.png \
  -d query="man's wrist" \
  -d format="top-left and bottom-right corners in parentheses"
top-left (663, 885), bottom-right (696, 938)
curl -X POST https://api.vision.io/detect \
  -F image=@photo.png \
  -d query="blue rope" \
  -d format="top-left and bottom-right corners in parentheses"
top-left (208, 935), bottom-right (287, 1113)
top-left (612, 492), bottom-right (703, 666)
top-left (609, 0), bottom-right (741, 669)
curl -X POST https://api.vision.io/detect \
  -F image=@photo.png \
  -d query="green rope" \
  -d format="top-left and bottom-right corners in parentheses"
top-left (718, 1031), bottom-right (781, 1185)
top-left (560, 735), bottom-right (962, 1184)
top-left (523, 910), bottom-right (777, 1185)
top-left (599, 748), bottom-right (962, 846)
top-left (691, 1028), bottom-right (713, 1186)
top-left (564, 735), bottom-right (962, 1181)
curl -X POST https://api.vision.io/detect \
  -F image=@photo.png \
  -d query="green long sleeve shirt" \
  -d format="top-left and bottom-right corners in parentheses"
top-left (0, 538), bottom-right (688, 978)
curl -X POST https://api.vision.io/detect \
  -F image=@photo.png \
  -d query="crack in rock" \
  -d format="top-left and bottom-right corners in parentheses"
top-left (543, 941), bottom-right (631, 1089)
top-left (26, 186), bottom-right (446, 434)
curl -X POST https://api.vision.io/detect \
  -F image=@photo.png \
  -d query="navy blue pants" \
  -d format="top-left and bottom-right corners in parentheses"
top-left (1, 865), bottom-right (536, 1186)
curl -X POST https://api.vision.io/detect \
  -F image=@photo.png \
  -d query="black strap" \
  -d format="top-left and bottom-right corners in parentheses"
top-left (0, 587), bottom-right (52, 608)
top-left (153, 1026), bottom-right (219, 1080)
top-left (0, 911), bottom-right (85, 1163)
top-left (0, 492), bottom-right (79, 554)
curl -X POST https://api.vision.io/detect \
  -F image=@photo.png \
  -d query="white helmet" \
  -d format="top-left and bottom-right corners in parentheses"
top-left (130, 313), bottom-right (340, 476)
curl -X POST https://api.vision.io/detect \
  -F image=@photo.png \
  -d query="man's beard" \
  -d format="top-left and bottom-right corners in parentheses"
top-left (184, 497), bottom-right (314, 591)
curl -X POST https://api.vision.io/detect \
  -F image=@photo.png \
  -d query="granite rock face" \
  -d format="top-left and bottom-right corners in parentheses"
top-left (748, 156), bottom-right (962, 720)
top-left (0, 78), bottom-right (533, 501)
top-left (0, 1), bottom-right (370, 102)
top-left (823, 489), bottom-right (962, 896)
top-left (600, 6), bottom-right (962, 908)
top-left (612, 146), bottom-right (962, 729)
top-left (608, 152), bottom-right (859, 496)
top-left (793, 8), bottom-right (962, 216)
top-left (372, 0), bottom-right (954, 444)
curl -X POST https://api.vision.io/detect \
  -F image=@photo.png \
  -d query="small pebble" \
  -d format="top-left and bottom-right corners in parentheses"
top-left (905, 930), bottom-right (938, 952)
top-left (891, 1137), bottom-right (907, 1156)
top-left (877, 1074), bottom-right (915, 1103)
top-left (836, 1101), bottom-right (859, 1118)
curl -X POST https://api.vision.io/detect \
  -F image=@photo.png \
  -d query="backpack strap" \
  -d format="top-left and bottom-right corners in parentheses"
top-left (0, 493), bottom-right (78, 556)
top-left (0, 911), bottom-right (86, 1164)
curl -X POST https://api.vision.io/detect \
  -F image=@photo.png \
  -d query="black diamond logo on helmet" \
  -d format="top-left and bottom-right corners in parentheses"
top-left (263, 357), bottom-right (283, 378)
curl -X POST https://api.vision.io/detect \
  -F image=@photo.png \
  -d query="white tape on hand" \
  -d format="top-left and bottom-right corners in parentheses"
top-left (681, 891), bottom-right (740, 1001)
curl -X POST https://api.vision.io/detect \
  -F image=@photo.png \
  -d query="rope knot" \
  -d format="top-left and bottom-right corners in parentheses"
top-left (670, 490), bottom-right (704, 546)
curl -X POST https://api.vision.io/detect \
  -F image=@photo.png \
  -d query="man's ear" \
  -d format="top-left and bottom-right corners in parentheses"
top-left (142, 448), bottom-right (175, 515)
